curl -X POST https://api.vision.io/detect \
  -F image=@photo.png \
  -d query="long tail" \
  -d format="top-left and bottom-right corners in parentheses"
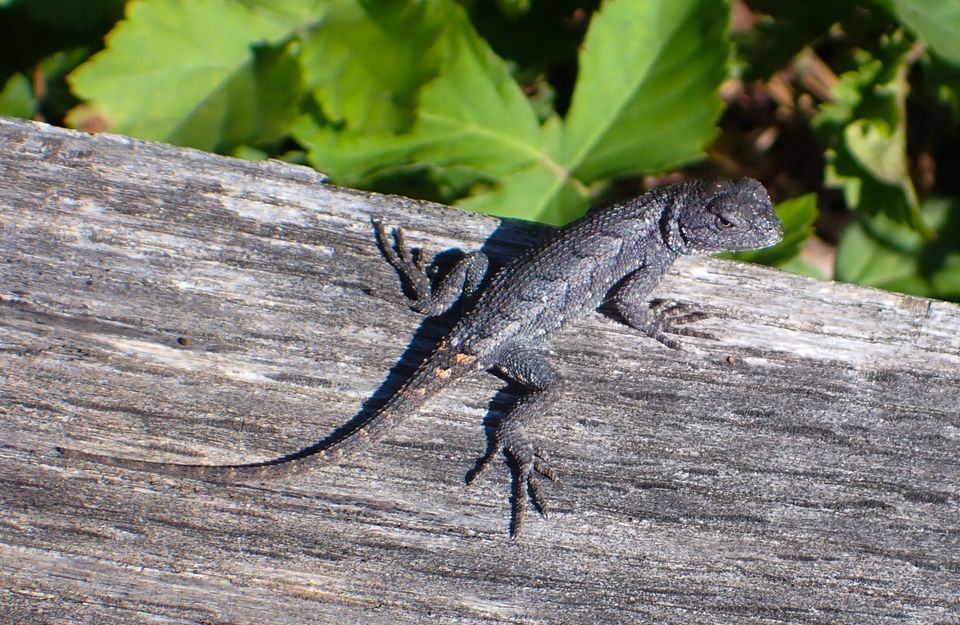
top-left (57, 348), bottom-right (477, 481)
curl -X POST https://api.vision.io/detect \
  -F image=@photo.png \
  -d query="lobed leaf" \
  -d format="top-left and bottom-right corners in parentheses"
top-left (815, 37), bottom-right (926, 232)
top-left (413, 9), bottom-right (546, 178)
top-left (836, 198), bottom-right (960, 300)
top-left (887, 0), bottom-right (960, 65)
top-left (0, 73), bottom-right (36, 118)
top-left (298, 0), bottom-right (730, 224)
top-left (297, 1), bottom-right (554, 210)
top-left (457, 161), bottom-right (586, 225)
top-left (67, 0), bottom-right (321, 152)
top-left (299, 1), bottom-right (446, 133)
top-left (562, 0), bottom-right (729, 182)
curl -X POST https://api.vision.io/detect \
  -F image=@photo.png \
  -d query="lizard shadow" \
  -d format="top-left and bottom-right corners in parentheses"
top-left (273, 214), bottom-right (710, 538)
top-left (299, 218), bottom-right (556, 528)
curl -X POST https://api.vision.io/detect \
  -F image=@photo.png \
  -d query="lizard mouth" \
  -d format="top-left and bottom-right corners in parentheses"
top-left (761, 217), bottom-right (785, 248)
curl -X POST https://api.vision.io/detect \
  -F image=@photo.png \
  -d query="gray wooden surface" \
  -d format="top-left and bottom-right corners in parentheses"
top-left (1, 116), bottom-right (958, 625)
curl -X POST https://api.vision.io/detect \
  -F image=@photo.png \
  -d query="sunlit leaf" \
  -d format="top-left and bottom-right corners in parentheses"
top-left (67, 0), bottom-right (320, 151)
top-left (835, 198), bottom-right (960, 300)
top-left (0, 73), bottom-right (36, 118)
top-left (562, 0), bottom-right (728, 182)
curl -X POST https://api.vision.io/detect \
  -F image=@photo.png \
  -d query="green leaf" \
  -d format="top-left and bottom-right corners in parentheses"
top-left (413, 10), bottom-right (546, 177)
top-left (299, 1), bottom-right (447, 133)
top-left (887, 0), bottom-right (960, 65)
top-left (835, 198), bottom-right (960, 301)
top-left (0, 73), bottom-right (36, 118)
top-left (561, 0), bottom-right (729, 182)
top-left (297, 0), bottom-right (730, 225)
top-left (844, 115), bottom-right (915, 195)
top-left (171, 40), bottom-right (304, 150)
top-left (815, 35), bottom-right (926, 232)
top-left (292, 113), bottom-right (429, 186)
top-left (727, 193), bottom-right (818, 267)
top-left (297, 1), bottom-right (556, 210)
top-left (457, 157), bottom-right (586, 225)
top-left (67, 0), bottom-right (320, 152)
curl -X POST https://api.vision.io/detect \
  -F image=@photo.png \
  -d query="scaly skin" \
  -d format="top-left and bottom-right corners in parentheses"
top-left (59, 177), bottom-right (784, 536)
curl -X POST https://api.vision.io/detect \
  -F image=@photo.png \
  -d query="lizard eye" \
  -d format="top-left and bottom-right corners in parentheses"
top-left (716, 215), bottom-right (736, 230)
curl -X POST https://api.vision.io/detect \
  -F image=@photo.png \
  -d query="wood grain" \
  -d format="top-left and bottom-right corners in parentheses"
top-left (1, 117), bottom-right (958, 625)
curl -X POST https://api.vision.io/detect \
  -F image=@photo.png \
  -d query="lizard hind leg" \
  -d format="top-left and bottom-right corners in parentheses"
top-left (466, 344), bottom-right (564, 537)
top-left (372, 218), bottom-right (489, 317)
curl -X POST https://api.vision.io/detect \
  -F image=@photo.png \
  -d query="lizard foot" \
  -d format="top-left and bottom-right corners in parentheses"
top-left (644, 299), bottom-right (715, 349)
top-left (372, 218), bottom-right (433, 312)
top-left (372, 217), bottom-right (489, 317)
top-left (467, 439), bottom-right (557, 537)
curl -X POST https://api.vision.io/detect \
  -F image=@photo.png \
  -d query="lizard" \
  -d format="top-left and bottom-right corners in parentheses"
top-left (58, 176), bottom-right (784, 536)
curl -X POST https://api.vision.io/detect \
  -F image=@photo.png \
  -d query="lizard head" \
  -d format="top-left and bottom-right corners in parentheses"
top-left (673, 177), bottom-right (784, 254)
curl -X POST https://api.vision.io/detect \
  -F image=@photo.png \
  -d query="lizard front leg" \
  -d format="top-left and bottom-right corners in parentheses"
top-left (373, 219), bottom-right (489, 316)
top-left (467, 344), bottom-right (563, 537)
top-left (607, 268), bottom-right (714, 349)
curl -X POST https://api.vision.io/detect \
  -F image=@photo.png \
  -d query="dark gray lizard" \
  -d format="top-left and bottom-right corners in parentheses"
top-left (58, 177), bottom-right (783, 536)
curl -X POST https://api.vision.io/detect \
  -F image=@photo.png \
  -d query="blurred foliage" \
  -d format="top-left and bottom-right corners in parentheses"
top-left (1, 0), bottom-right (959, 301)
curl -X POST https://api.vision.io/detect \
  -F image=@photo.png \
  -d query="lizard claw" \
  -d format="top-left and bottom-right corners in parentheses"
top-left (372, 218), bottom-right (434, 311)
top-left (467, 438), bottom-right (557, 538)
top-left (372, 218), bottom-right (489, 317)
top-left (645, 299), bottom-right (716, 348)
top-left (509, 444), bottom-right (557, 537)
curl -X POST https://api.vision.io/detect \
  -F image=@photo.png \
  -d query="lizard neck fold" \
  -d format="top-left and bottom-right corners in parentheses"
top-left (660, 196), bottom-right (691, 256)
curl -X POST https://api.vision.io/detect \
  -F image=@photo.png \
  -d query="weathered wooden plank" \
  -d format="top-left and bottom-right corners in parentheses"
top-left (1, 116), bottom-right (958, 625)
